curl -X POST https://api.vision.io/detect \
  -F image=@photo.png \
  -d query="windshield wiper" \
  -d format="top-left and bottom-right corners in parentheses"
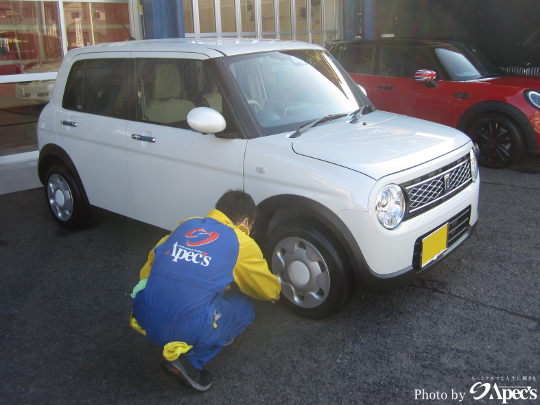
top-left (349, 105), bottom-right (373, 124)
top-left (289, 113), bottom-right (348, 138)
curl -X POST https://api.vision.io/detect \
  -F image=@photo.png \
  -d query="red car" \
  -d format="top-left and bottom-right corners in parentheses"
top-left (326, 39), bottom-right (540, 168)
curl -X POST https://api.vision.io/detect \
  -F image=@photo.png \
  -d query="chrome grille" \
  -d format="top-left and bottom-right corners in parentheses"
top-left (403, 155), bottom-right (472, 219)
top-left (504, 66), bottom-right (540, 77)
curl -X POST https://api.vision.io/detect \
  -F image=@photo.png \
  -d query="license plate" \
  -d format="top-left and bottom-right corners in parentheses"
top-left (421, 223), bottom-right (448, 267)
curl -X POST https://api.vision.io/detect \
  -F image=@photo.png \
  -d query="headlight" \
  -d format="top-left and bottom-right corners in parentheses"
top-left (470, 148), bottom-right (479, 182)
top-left (375, 184), bottom-right (405, 229)
top-left (525, 90), bottom-right (540, 109)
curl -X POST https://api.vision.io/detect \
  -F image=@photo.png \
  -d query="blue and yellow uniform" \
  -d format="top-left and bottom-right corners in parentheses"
top-left (131, 209), bottom-right (281, 369)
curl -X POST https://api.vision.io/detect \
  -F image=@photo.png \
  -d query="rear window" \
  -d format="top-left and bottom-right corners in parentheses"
top-left (63, 58), bottom-right (126, 118)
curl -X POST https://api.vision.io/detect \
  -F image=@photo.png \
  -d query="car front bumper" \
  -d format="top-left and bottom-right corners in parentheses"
top-left (338, 157), bottom-right (480, 293)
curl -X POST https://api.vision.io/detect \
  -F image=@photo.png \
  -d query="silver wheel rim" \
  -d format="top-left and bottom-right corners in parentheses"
top-left (47, 173), bottom-right (74, 221)
top-left (271, 237), bottom-right (330, 308)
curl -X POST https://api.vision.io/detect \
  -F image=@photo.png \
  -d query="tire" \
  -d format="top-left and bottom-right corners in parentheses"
top-left (45, 165), bottom-right (90, 229)
top-left (467, 114), bottom-right (526, 168)
top-left (266, 222), bottom-right (354, 319)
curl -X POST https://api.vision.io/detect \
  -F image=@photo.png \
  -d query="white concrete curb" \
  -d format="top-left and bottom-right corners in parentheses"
top-left (0, 151), bottom-right (39, 165)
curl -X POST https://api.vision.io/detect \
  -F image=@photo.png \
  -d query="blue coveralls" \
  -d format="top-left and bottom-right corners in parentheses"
top-left (132, 215), bottom-right (256, 369)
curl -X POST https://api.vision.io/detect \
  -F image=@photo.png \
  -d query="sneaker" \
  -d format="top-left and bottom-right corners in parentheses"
top-left (224, 338), bottom-right (234, 347)
top-left (163, 355), bottom-right (213, 392)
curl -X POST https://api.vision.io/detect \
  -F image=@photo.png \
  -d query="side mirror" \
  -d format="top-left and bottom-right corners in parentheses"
top-left (187, 107), bottom-right (226, 134)
top-left (414, 69), bottom-right (437, 83)
top-left (358, 84), bottom-right (368, 96)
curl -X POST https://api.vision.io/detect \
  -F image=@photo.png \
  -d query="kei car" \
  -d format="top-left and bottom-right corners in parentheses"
top-left (326, 39), bottom-right (540, 168)
top-left (37, 39), bottom-right (480, 318)
top-left (15, 61), bottom-right (61, 103)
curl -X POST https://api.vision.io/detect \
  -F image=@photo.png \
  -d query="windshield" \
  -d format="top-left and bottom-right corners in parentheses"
top-left (434, 43), bottom-right (503, 81)
top-left (224, 49), bottom-right (370, 135)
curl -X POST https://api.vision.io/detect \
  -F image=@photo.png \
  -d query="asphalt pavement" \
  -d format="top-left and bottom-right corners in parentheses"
top-left (1, 156), bottom-right (539, 404)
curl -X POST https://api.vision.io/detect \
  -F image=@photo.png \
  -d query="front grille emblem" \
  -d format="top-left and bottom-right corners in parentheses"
top-left (443, 174), bottom-right (450, 193)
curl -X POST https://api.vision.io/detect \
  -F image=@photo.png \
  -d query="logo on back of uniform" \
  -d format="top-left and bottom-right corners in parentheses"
top-left (169, 241), bottom-right (212, 266)
top-left (185, 228), bottom-right (219, 246)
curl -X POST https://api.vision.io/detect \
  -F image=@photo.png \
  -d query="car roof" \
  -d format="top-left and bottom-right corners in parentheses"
top-left (326, 38), bottom-right (461, 47)
top-left (64, 38), bottom-right (324, 60)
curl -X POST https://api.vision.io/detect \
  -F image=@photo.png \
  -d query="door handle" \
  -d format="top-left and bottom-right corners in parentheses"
top-left (60, 120), bottom-right (77, 127)
top-left (131, 134), bottom-right (156, 143)
top-left (378, 86), bottom-right (395, 90)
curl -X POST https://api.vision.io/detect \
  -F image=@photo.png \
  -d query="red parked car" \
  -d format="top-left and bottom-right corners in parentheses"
top-left (326, 39), bottom-right (540, 168)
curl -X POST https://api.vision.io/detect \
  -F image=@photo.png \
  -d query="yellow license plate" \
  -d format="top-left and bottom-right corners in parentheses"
top-left (421, 223), bottom-right (448, 267)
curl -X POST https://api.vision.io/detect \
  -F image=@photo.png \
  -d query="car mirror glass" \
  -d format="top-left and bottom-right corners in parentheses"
top-left (187, 107), bottom-right (227, 134)
top-left (414, 69), bottom-right (437, 83)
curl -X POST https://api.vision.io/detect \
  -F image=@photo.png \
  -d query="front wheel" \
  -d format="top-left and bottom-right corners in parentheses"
top-left (467, 114), bottom-right (526, 168)
top-left (45, 165), bottom-right (90, 229)
top-left (266, 222), bottom-right (354, 319)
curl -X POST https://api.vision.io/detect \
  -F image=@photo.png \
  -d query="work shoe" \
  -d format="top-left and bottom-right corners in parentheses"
top-left (163, 355), bottom-right (213, 392)
top-left (224, 338), bottom-right (234, 347)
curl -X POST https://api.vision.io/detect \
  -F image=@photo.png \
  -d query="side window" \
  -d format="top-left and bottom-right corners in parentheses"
top-left (63, 60), bottom-right (85, 111)
top-left (135, 58), bottom-right (237, 135)
top-left (380, 46), bottom-right (436, 78)
top-left (135, 58), bottom-right (196, 127)
top-left (62, 58), bottom-right (126, 118)
top-left (84, 59), bottom-right (125, 117)
top-left (339, 45), bottom-right (375, 74)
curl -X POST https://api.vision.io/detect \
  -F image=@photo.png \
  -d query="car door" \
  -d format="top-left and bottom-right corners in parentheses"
top-left (375, 45), bottom-right (452, 125)
top-left (125, 53), bottom-right (247, 230)
top-left (55, 53), bottom-right (134, 217)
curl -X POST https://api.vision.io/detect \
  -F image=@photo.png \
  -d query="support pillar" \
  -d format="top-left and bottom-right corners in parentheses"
top-left (363, 0), bottom-right (374, 39)
top-left (141, 0), bottom-right (185, 39)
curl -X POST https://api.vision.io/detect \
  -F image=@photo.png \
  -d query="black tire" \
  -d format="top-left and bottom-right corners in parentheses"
top-left (467, 114), bottom-right (526, 168)
top-left (265, 222), bottom-right (354, 319)
top-left (44, 165), bottom-right (90, 229)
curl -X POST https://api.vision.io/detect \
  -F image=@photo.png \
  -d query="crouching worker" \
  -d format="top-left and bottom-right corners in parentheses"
top-left (130, 190), bottom-right (281, 391)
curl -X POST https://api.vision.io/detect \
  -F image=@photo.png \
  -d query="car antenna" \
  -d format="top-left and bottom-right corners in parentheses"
top-left (122, 23), bottom-right (136, 41)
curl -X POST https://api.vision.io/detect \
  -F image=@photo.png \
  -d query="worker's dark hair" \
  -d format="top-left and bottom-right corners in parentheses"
top-left (215, 189), bottom-right (258, 224)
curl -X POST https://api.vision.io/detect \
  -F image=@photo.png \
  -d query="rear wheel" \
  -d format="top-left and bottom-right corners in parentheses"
top-left (467, 114), bottom-right (526, 168)
top-left (45, 165), bottom-right (90, 229)
top-left (266, 222), bottom-right (354, 319)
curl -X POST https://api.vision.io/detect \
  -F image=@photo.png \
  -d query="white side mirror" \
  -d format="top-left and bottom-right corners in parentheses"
top-left (187, 107), bottom-right (226, 134)
top-left (358, 84), bottom-right (367, 96)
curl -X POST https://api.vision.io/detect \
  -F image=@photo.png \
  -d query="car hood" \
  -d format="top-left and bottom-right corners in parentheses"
top-left (479, 75), bottom-right (540, 89)
top-left (291, 111), bottom-right (471, 180)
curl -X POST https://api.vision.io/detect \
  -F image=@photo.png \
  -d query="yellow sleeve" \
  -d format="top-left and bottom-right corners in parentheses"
top-left (139, 234), bottom-right (170, 280)
top-left (232, 229), bottom-right (281, 301)
top-left (139, 217), bottom-right (197, 280)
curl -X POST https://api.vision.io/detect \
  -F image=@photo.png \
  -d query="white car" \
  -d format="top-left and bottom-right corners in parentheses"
top-left (37, 39), bottom-right (480, 318)
top-left (15, 61), bottom-right (61, 103)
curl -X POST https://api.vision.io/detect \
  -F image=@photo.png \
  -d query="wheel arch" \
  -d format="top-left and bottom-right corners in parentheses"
top-left (456, 100), bottom-right (538, 152)
top-left (38, 144), bottom-right (90, 207)
top-left (254, 194), bottom-right (368, 285)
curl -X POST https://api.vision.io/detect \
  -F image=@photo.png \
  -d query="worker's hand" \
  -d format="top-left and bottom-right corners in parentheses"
top-left (270, 296), bottom-right (280, 303)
